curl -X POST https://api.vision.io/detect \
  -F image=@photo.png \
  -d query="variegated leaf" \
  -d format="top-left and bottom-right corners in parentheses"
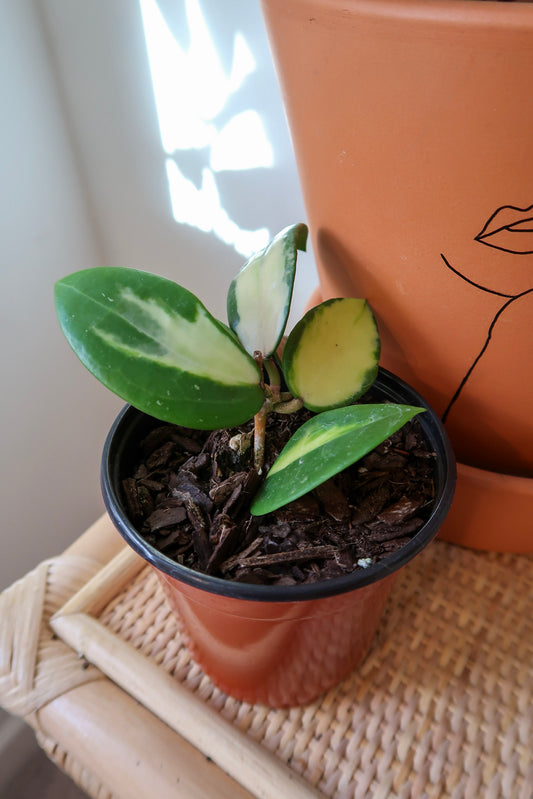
top-left (55, 267), bottom-right (263, 429)
top-left (227, 223), bottom-right (308, 357)
top-left (250, 404), bottom-right (424, 515)
top-left (282, 298), bottom-right (380, 412)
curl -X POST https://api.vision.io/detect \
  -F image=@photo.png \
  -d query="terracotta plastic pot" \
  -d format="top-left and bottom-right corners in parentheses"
top-left (260, 0), bottom-right (533, 552)
top-left (101, 369), bottom-right (455, 707)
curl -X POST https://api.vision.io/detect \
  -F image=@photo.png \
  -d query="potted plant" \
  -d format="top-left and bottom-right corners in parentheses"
top-left (55, 223), bottom-right (455, 707)
top-left (259, 0), bottom-right (533, 553)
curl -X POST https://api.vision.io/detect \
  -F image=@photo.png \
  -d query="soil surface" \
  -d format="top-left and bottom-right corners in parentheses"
top-left (121, 399), bottom-right (438, 586)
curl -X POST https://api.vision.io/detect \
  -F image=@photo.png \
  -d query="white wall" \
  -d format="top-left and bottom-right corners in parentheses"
top-left (0, 0), bottom-right (315, 594)
top-left (0, 0), bottom-right (122, 593)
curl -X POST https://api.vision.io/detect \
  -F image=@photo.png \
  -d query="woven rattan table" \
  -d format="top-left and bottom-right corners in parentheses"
top-left (1, 514), bottom-right (532, 799)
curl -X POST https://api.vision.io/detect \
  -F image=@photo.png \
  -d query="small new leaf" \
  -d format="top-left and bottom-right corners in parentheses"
top-left (227, 223), bottom-right (308, 357)
top-left (283, 298), bottom-right (380, 412)
top-left (250, 404), bottom-right (425, 515)
top-left (55, 267), bottom-right (263, 429)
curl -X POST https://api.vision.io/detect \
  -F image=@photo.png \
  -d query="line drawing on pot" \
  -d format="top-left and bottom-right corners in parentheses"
top-left (441, 203), bottom-right (533, 424)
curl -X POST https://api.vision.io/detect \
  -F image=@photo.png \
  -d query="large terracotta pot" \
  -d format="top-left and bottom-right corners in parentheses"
top-left (260, 0), bottom-right (533, 552)
top-left (101, 369), bottom-right (455, 707)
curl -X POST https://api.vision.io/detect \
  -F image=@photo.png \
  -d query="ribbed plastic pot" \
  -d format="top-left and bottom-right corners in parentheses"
top-left (260, 0), bottom-right (533, 552)
top-left (101, 368), bottom-right (456, 707)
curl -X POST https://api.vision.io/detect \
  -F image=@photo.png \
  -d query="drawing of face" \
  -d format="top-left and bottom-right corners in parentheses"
top-left (440, 201), bottom-right (533, 441)
top-left (441, 203), bottom-right (533, 299)
top-left (475, 204), bottom-right (533, 256)
top-left (443, 203), bottom-right (533, 297)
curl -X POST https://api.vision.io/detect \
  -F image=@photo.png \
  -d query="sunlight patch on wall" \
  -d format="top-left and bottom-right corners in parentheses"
top-left (140, 0), bottom-right (273, 256)
top-left (166, 162), bottom-right (270, 257)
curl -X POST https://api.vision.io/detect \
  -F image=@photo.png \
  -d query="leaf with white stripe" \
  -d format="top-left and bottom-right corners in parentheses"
top-left (250, 404), bottom-right (424, 515)
top-left (227, 223), bottom-right (308, 357)
top-left (55, 267), bottom-right (263, 429)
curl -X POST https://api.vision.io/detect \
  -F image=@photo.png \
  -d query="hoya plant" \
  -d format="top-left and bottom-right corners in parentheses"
top-left (55, 224), bottom-right (423, 516)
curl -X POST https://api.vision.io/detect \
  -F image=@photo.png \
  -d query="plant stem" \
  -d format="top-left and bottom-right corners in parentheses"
top-left (253, 402), bottom-right (269, 474)
top-left (253, 351), bottom-right (264, 387)
top-left (252, 354), bottom-right (301, 473)
top-left (264, 357), bottom-right (281, 399)
top-left (273, 397), bottom-right (304, 414)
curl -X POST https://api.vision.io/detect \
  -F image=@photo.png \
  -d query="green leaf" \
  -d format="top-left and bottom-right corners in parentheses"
top-left (227, 223), bottom-right (308, 357)
top-left (250, 404), bottom-right (424, 515)
top-left (282, 298), bottom-right (380, 412)
top-left (55, 267), bottom-right (264, 429)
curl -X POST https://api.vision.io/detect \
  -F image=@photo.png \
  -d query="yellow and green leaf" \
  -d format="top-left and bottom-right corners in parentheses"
top-left (54, 267), bottom-right (263, 429)
top-left (250, 404), bottom-right (425, 515)
top-left (227, 223), bottom-right (308, 357)
top-left (282, 298), bottom-right (380, 412)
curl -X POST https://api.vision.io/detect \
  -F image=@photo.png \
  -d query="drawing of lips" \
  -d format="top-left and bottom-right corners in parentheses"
top-left (475, 204), bottom-right (533, 254)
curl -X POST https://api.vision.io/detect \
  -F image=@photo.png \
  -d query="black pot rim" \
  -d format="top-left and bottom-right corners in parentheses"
top-left (101, 368), bottom-right (456, 602)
